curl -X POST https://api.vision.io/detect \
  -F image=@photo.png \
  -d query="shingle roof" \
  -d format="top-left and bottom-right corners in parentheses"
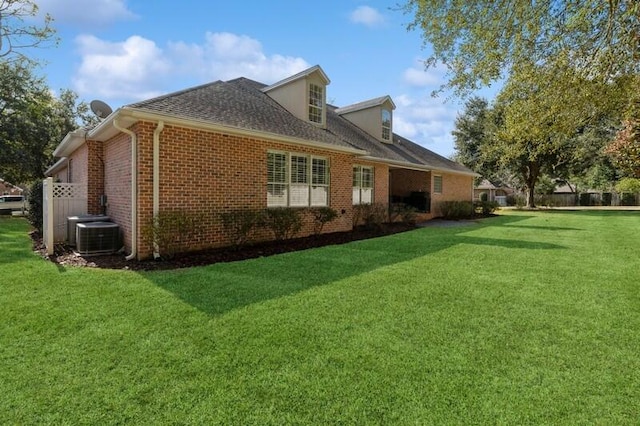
top-left (127, 77), bottom-right (475, 175)
top-left (335, 95), bottom-right (395, 115)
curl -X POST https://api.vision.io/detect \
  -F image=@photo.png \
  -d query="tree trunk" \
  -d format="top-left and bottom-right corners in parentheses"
top-left (524, 161), bottom-right (540, 208)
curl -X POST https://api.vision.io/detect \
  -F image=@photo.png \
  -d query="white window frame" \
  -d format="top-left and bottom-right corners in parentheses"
top-left (433, 174), bottom-right (443, 194)
top-left (353, 165), bottom-right (374, 205)
top-left (308, 83), bottom-right (324, 124)
top-left (267, 151), bottom-right (329, 208)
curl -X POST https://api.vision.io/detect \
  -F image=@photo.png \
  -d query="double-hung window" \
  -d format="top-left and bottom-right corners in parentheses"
top-left (308, 83), bottom-right (324, 124)
top-left (353, 165), bottom-right (374, 205)
top-left (267, 152), bottom-right (288, 207)
top-left (267, 151), bottom-right (329, 207)
top-left (381, 109), bottom-right (391, 141)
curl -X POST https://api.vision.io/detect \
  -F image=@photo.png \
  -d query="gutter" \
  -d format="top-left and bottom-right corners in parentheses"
top-left (152, 121), bottom-right (165, 259)
top-left (113, 119), bottom-right (138, 261)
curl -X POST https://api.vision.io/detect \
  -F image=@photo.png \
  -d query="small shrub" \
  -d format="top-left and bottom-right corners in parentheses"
top-left (263, 208), bottom-right (302, 240)
top-left (474, 200), bottom-right (499, 216)
top-left (506, 195), bottom-right (517, 206)
top-left (141, 210), bottom-right (201, 259)
top-left (389, 203), bottom-right (418, 225)
top-left (27, 181), bottom-right (43, 232)
top-left (615, 177), bottom-right (640, 194)
top-left (479, 192), bottom-right (488, 202)
top-left (514, 195), bottom-right (526, 209)
top-left (310, 207), bottom-right (338, 235)
top-left (357, 203), bottom-right (388, 230)
top-left (621, 192), bottom-right (636, 206)
top-left (352, 204), bottom-right (363, 227)
top-left (438, 201), bottom-right (474, 220)
top-left (220, 209), bottom-right (263, 248)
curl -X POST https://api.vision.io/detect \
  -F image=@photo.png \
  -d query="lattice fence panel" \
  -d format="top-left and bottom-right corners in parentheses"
top-left (52, 183), bottom-right (87, 242)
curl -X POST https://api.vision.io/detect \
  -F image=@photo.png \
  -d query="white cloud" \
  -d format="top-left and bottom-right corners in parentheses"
top-left (72, 32), bottom-right (310, 103)
top-left (74, 35), bottom-right (170, 101)
top-left (402, 66), bottom-right (441, 87)
top-left (38, 0), bottom-right (136, 26)
top-left (349, 6), bottom-right (385, 27)
top-left (170, 32), bottom-right (310, 83)
top-left (393, 93), bottom-right (460, 157)
top-left (402, 61), bottom-right (448, 87)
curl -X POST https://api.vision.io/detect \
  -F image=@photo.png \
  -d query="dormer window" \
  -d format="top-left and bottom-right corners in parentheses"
top-left (308, 83), bottom-right (324, 124)
top-left (381, 109), bottom-right (391, 141)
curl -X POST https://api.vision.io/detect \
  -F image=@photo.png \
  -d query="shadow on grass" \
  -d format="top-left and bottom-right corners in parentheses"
top-left (501, 224), bottom-right (584, 232)
top-left (146, 213), bottom-right (565, 317)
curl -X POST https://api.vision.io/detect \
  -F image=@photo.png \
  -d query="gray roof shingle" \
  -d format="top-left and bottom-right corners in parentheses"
top-left (127, 77), bottom-right (474, 175)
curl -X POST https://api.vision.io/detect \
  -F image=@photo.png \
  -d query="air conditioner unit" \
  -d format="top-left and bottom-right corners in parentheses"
top-left (67, 215), bottom-right (110, 246)
top-left (76, 222), bottom-right (121, 256)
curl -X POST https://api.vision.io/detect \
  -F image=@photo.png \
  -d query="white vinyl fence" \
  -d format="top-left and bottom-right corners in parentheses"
top-left (43, 177), bottom-right (87, 255)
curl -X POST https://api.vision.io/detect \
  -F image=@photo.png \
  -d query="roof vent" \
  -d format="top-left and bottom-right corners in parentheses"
top-left (76, 222), bottom-right (121, 256)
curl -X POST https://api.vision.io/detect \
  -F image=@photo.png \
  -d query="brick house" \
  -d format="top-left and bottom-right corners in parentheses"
top-left (47, 65), bottom-right (477, 260)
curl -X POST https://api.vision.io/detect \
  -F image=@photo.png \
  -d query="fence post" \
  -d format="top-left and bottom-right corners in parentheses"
top-left (45, 177), bottom-right (54, 256)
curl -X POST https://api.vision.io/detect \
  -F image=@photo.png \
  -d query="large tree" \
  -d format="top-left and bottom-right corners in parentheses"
top-left (0, 60), bottom-right (95, 183)
top-left (0, 0), bottom-right (57, 62)
top-left (488, 61), bottom-right (622, 207)
top-left (402, 0), bottom-right (640, 95)
top-left (451, 97), bottom-right (489, 172)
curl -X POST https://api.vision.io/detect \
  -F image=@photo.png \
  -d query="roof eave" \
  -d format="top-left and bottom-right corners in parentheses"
top-left (52, 129), bottom-right (87, 157)
top-left (359, 155), bottom-right (480, 176)
top-left (261, 65), bottom-right (330, 93)
top-left (45, 157), bottom-right (68, 177)
top-left (335, 95), bottom-right (396, 115)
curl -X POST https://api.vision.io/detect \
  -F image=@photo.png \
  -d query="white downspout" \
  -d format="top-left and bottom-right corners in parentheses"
top-left (113, 119), bottom-right (138, 261)
top-left (152, 121), bottom-right (164, 259)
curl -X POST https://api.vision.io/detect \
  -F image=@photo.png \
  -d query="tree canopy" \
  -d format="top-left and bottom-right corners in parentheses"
top-left (403, 0), bottom-right (640, 95)
top-left (0, 60), bottom-right (96, 183)
top-left (605, 97), bottom-right (640, 178)
top-left (0, 0), bottom-right (56, 62)
top-left (451, 61), bottom-right (628, 207)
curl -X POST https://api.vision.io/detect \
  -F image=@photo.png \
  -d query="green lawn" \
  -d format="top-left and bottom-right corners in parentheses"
top-left (1, 210), bottom-right (639, 424)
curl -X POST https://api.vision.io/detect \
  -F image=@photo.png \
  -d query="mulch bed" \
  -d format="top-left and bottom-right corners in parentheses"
top-left (32, 223), bottom-right (416, 271)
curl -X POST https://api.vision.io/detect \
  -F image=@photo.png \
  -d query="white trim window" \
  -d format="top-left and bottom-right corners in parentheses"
top-left (308, 83), bottom-right (324, 124)
top-left (353, 165), bottom-right (374, 205)
top-left (434, 175), bottom-right (443, 194)
top-left (267, 151), bottom-right (329, 207)
top-left (381, 109), bottom-right (392, 141)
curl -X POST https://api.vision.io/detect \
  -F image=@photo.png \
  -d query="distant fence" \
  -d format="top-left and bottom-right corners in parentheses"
top-left (43, 177), bottom-right (87, 255)
top-left (536, 192), bottom-right (640, 207)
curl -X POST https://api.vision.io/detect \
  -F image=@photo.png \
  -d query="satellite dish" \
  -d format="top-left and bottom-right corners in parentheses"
top-left (90, 100), bottom-right (113, 119)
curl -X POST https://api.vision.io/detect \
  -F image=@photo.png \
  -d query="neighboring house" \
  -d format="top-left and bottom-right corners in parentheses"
top-left (474, 179), bottom-right (513, 206)
top-left (46, 65), bottom-right (477, 260)
top-left (0, 178), bottom-right (23, 196)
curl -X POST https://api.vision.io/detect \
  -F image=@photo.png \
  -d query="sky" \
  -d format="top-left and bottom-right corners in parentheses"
top-left (29, 0), bottom-right (500, 158)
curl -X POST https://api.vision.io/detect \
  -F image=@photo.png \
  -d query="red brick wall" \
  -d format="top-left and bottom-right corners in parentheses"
top-left (131, 122), bottom-right (393, 259)
top-left (430, 172), bottom-right (474, 217)
top-left (86, 140), bottom-right (104, 214)
top-left (103, 132), bottom-right (133, 252)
